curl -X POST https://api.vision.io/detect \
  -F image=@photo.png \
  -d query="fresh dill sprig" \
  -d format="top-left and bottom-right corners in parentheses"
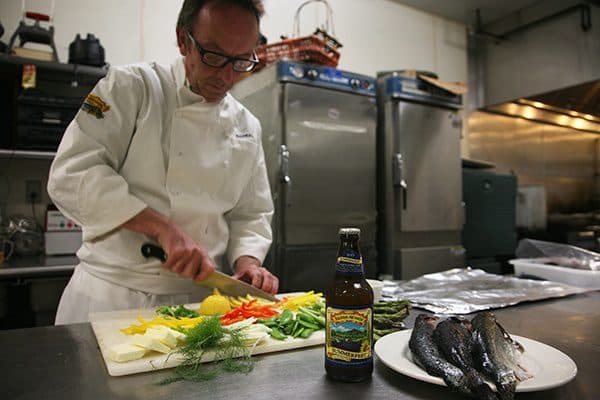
top-left (159, 315), bottom-right (254, 384)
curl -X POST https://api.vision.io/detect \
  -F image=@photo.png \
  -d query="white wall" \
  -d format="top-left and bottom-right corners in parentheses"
top-left (0, 0), bottom-right (467, 81)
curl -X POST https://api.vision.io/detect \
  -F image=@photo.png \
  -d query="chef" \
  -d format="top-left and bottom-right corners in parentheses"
top-left (48, 0), bottom-right (278, 324)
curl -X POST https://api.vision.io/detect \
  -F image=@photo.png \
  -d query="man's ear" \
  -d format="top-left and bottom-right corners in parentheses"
top-left (176, 27), bottom-right (188, 56)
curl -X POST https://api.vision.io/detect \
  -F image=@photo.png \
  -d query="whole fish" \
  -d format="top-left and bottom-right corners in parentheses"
top-left (409, 314), bottom-right (496, 399)
top-left (433, 317), bottom-right (498, 400)
top-left (471, 312), bottom-right (532, 400)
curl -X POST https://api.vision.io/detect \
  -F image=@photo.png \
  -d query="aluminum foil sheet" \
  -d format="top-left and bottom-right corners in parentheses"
top-left (381, 268), bottom-right (589, 315)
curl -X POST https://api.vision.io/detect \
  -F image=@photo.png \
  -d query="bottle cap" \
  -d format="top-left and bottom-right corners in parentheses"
top-left (338, 227), bottom-right (361, 236)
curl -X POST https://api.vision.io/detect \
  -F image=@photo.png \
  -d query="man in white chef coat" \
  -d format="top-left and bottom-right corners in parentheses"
top-left (48, 0), bottom-right (278, 324)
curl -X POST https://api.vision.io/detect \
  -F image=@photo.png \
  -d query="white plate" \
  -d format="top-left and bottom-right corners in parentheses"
top-left (374, 329), bottom-right (577, 392)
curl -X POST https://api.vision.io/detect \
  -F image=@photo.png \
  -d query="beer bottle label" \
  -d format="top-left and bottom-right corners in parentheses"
top-left (335, 248), bottom-right (363, 274)
top-left (325, 306), bottom-right (373, 367)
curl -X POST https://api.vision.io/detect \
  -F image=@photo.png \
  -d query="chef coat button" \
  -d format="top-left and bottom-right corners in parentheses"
top-left (223, 160), bottom-right (229, 167)
top-left (177, 151), bottom-right (183, 157)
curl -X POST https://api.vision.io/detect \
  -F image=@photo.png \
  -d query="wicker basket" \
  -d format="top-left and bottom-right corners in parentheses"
top-left (255, 0), bottom-right (341, 69)
top-left (255, 34), bottom-right (340, 68)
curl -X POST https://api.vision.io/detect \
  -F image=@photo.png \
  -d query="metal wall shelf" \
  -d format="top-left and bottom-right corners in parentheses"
top-left (0, 149), bottom-right (56, 160)
top-left (0, 53), bottom-right (107, 78)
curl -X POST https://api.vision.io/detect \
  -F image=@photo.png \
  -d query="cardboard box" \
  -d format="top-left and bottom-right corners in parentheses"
top-left (398, 70), bottom-right (467, 95)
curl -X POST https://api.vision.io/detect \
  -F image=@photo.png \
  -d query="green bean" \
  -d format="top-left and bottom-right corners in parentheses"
top-left (279, 309), bottom-right (293, 325)
top-left (297, 318), bottom-right (320, 331)
top-left (270, 327), bottom-right (287, 340)
top-left (297, 312), bottom-right (317, 325)
top-left (300, 328), bottom-right (315, 338)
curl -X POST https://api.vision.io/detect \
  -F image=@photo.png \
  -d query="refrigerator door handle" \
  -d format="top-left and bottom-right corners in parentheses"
top-left (393, 153), bottom-right (408, 210)
top-left (280, 145), bottom-right (292, 207)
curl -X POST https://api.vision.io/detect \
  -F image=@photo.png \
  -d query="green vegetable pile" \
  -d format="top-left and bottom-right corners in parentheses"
top-left (156, 304), bottom-right (200, 319)
top-left (257, 302), bottom-right (326, 340)
top-left (160, 315), bottom-right (252, 384)
top-left (373, 299), bottom-right (411, 341)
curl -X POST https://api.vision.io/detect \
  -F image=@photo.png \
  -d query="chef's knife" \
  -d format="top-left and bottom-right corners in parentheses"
top-left (141, 243), bottom-right (278, 302)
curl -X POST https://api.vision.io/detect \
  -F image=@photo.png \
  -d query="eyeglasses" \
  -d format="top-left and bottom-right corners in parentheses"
top-left (186, 32), bottom-right (259, 73)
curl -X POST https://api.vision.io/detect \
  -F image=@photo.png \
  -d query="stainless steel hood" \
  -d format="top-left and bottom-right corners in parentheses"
top-left (483, 81), bottom-right (600, 134)
top-left (392, 0), bottom-right (600, 130)
top-left (466, 1), bottom-right (600, 132)
top-left (528, 80), bottom-right (600, 118)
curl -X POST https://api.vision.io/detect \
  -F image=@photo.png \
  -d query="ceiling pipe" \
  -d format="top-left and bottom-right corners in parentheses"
top-left (470, 3), bottom-right (593, 43)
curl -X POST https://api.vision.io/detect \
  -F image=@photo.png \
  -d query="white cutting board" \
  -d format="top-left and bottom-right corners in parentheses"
top-left (90, 299), bottom-right (325, 377)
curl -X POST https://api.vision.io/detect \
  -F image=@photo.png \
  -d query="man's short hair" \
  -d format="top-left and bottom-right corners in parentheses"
top-left (177, 0), bottom-right (265, 33)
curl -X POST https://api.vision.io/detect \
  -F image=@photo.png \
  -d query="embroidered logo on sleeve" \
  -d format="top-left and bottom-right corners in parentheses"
top-left (81, 94), bottom-right (110, 119)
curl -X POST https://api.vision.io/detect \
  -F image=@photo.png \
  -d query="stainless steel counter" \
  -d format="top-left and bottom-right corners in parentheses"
top-left (0, 255), bottom-right (77, 278)
top-left (1, 291), bottom-right (598, 400)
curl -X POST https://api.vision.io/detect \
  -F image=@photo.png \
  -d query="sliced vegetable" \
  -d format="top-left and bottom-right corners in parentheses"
top-left (228, 294), bottom-right (275, 308)
top-left (199, 289), bottom-right (232, 316)
top-left (121, 315), bottom-right (205, 335)
top-left (220, 299), bottom-right (279, 326)
top-left (276, 291), bottom-right (323, 311)
top-left (257, 299), bottom-right (326, 340)
top-left (156, 304), bottom-right (199, 319)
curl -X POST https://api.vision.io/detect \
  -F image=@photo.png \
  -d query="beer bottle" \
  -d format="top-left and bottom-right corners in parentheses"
top-left (325, 227), bottom-right (374, 382)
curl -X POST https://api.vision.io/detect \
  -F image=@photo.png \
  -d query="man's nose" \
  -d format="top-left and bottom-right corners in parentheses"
top-left (218, 62), bottom-right (236, 83)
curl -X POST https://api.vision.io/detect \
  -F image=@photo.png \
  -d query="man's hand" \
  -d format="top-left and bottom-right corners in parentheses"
top-left (123, 207), bottom-right (215, 282)
top-left (233, 256), bottom-right (279, 294)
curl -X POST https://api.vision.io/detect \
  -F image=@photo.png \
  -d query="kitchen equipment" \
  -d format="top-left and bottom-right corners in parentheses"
top-left (44, 206), bottom-right (81, 255)
top-left (6, 214), bottom-right (43, 256)
top-left (68, 33), bottom-right (106, 67)
top-left (231, 60), bottom-right (378, 292)
top-left (89, 300), bottom-right (324, 376)
top-left (14, 92), bottom-right (82, 150)
top-left (141, 244), bottom-right (278, 302)
top-left (0, 55), bottom-right (106, 151)
top-left (377, 71), bottom-right (465, 280)
top-left (462, 168), bottom-right (517, 273)
top-left (6, 1), bottom-right (58, 62)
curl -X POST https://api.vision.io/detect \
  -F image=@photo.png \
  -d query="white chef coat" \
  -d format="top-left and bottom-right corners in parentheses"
top-left (48, 57), bottom-right (274, 324)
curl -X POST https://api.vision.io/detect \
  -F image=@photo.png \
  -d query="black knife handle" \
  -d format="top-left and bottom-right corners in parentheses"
top-left (141, 243), bottom-right (167, 262)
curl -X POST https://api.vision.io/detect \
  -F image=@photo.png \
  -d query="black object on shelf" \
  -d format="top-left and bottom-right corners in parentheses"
top-left (6, 11), bottom-right (59, 62)
top-left (0, 20), bottom-right (7, 53)
top-left (0, 53), bottom-right (106, 153)
top-left (68, 33), bottom-right (107, 68)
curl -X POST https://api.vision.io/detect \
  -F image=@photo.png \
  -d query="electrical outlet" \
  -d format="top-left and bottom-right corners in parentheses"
top-left (25, 179), bottom-right (42, 204)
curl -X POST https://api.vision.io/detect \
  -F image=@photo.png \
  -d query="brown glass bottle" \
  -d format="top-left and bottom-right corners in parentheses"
top-left (325, 227), bottom-right (374, 382)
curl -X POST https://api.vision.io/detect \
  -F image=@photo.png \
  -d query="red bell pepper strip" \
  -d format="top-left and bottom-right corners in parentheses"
top-left (220, 299), bottom-right (279, 325)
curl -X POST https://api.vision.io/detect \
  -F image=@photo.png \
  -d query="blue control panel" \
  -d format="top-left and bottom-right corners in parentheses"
top-left (277, 60), bottom-right (376, 96)
top-left (385, 75), bottom-right (462, 109)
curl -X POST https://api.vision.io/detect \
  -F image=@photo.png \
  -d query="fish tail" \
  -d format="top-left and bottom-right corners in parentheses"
top-left (514, 364), bottom-right (533, 381)
top-left (464, 370), bottom-right (499, 400)
top-left (497, 381), bottom-right (516, 400)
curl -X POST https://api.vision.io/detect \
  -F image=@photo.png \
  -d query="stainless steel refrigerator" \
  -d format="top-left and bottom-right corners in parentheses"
top-left (232, 61), bottom-right (378, 292)
top-left (376, 72), bottom-right (465, 280)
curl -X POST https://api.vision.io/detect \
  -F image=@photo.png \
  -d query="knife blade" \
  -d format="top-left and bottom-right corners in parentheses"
top-left (141, 243), bottom-right (278, 302)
